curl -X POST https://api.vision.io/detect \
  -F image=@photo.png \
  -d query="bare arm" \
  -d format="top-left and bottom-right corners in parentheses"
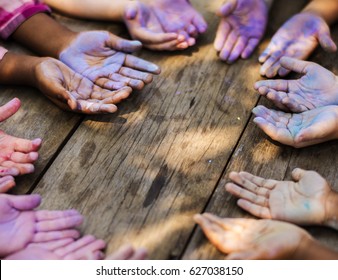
top-left (43, 0), bottom-right (130, 21)
top-left (303, 0), bottom-right (338, 24)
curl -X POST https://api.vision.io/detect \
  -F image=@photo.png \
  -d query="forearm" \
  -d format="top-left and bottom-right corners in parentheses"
top-left (303, 0), bottom-right (338, 25)
top-left (324, 190), bottom-right (338, 230)
top-left (0, 52), bottom-right (43, 87)
top-left (43, 0), bottom-right (131, 21)
top-left (293, 236), bottom-right (338, 259)
top-left (12, 13), bottom-right (76, 58)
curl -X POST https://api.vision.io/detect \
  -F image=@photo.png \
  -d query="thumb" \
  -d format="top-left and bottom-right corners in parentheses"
top-left (9, 194), bottom-right (42, 210)
top-left (291, 168), bottom-right (306, 182)
top-left (0, 98), bottom-right (21, 122)
top-left (279, 57), bottom-right (310, 74)
top-left (106, 33), bottom-right (142, 53)
top-left (217, 0), bottom-right (237, 17)
top-left (124, 2), bottom-right (139, 20)
top-left (318, 27), bottom-right (337, 53)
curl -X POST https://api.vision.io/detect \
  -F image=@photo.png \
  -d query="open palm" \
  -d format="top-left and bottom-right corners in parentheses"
top-left (59, 31), bottom-right (160, 90)
top-left (194, 214), bottom-right (309, 260)
top-left (0, 194), bottom-right (83, 257)
top-left (36, 58), bottom-right (133, 114)
top-left (255, 57), bottom-right (338, 112)
top-left (225, 169), bottom-right (332, 225)
top-left (215, 0), bottom-right (268, 63)
top-left (252, 105), bottom-right (338, 148)
top-left (260, 12), bottom-right (337, 78)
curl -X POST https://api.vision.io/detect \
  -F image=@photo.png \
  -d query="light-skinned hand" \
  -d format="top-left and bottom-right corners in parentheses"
top-left (252, 105), bottom-right (338, 148)
top-left (215, 0), bottom-right (268, 63)
top-left (260, 12), bottom-right (337, 78)
top-left (194, 213), bottom-right (311, 259)
top-left (255, 57), bottom-right (338, 112)
top-left (0, 98), bottom-right (41, 177)
top-left (225, 169), bottom-right (333, 225)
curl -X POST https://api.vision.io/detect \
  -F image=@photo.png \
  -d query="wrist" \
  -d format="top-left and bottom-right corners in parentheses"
top-left (324, 190), bottom-right (338, 230)
top-left (0, 52), bottom-right (46, 87)
top-left (302, 1), bottom-right (338, 25)
top-left (291, 234), bottom-right (314, 260)
top-left (12, 13), bottom-right (77, 58)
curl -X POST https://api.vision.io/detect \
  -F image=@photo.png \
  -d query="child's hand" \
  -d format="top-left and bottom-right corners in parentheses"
top-left (59, 31), bottom-right (160, 90)
top-left (260, 12), bottom-right (337, 78)
top-left (123, 1), bottom-right (187, 51)
top-left (215, 0), bottom-right (268, 63)
top-left (141, 0), bottom-right (207, 48)
top-left (35, 58), bottom-right (133, 114)
top-left (194, 214), bottom-right (310, 259)
top-left (225, 169), bottom-right (332, 226)
top-left (255, 57), bottom-right (338, 112)
top-left (0, 194), bottom-right (83, 257)
top-left (0, 98), bottom-right (42, 177)
top-left (252, 105), bottom-right (338, 148)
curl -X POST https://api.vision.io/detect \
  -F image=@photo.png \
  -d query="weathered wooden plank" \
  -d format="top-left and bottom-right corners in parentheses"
top-left (33, 0), bottom-right (269, 259)
top-left (183, 0), bottom-right (338, 259)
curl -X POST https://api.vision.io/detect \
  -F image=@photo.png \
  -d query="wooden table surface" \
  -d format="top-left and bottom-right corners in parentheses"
top-left (1, 0), bottom-right (337, 259)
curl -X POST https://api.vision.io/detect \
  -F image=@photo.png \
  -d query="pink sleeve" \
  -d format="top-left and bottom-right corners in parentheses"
top-left (0, 46), bottom-right (8, 61)
top-left (0, 0), bottom-right (51, 40)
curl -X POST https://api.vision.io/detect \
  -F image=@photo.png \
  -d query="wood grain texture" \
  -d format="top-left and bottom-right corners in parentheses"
top-left (33, 0), bottom-right (267, 259)
top-left (183, 0), bottom-right (338, 259)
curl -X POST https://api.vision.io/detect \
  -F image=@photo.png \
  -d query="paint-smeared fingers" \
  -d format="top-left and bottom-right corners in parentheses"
top-left (281, 97), bottom-right (309, 113)
top-left (10, 152), bottom-right (39, 163)
top-left (77, 101), bottom-right (118, 114)
top-left (254, 79), bottom-right (289, 92)
top-left (219, 30), bottom-right (238, 62)
top-left (95, 78), bottom-right (128, 90)
top-left (0, 175), bottom-right (15, 193)
top-left (110, 73), bottom-right (144, 90)
top-left (28, 238), bottom-right (75, 251)
top-left (145, 39), bottom-right (188, 51)
top-left (0, 166), bottom-right (19, 176)
top-left (36, 209), bottom-right (82, 221)
top-left (36, 215), bottom-right (84, 232)
top-left (228, 36), bottom-right (248, 63)
top-left (214, 20), bottom-right (230, 52)
top-left (119, 67), bottom-right (153, 84)
top-left (228, 172), bottom-right (271, 196)
top-left (14, 138), bottom-right (42, 153)
top-left (32, 229), bottom-right (80, 243)
top-left (260, 50), bottom-right (283, 77)
top-left (124, 54), bottom-right (160, 74)
top-left (56, 235), bottom-right (106, 259)
top-left (0, 161), bottom-right (34, 175)
top-left (91, 86), bottom-right (132, 101)
top-left (239, 172), bottom-right (278, 190)
top-left (225, 183), bottom-right (269, 207)
top-left (237, 199), bottom-right (272, 219)
top-left (241, 38), bottom-right (259, 59)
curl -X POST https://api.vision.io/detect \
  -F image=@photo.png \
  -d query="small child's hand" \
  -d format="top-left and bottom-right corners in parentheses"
top-left (141, 0), bottom-right (207, 48)
top-left (225, 169), bottom-right (333, 226)
top-left (59, 31), bottom-right (160, 91)
top-left (0, 194), bottom-right (83, 257)
top-left (255, 57), bottom-right (338, 112)
top-left (35, 58), bottom-right (133, 114)
top-left (215, 0), bottom-right (268, 63)
top-left (260, 12), bottom-right (337, 78)
top-left (123, 1), bottom-right (186, 51)
top-left (252, 105), bottom-right (338, 148)
top-left (0, 98), bottom-right (41, 177)
top-left (194, 214), bottom-right (310, 259)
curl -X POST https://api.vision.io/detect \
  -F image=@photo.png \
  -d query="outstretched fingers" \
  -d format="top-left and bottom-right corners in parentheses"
top-left (124, 54), bottom-right (160, 74)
